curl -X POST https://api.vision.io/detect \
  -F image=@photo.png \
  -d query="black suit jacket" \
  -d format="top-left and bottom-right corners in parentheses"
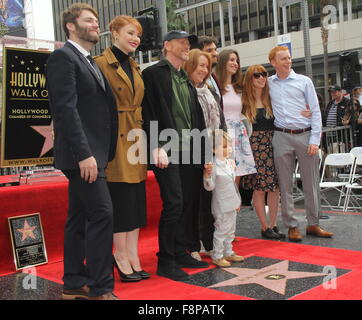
top-left (46, 42), bottom-right (118, 170)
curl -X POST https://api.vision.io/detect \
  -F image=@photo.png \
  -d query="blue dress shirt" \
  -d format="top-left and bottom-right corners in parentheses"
top-left (269, 69), bottom-right (322, 146)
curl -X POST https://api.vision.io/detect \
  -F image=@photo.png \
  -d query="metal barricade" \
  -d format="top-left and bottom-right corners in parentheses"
top-left (322, 125), bottom-right (354, 154)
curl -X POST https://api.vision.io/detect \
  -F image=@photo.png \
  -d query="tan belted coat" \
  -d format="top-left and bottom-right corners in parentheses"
top-left (95, 47), bottom-right (147, 183)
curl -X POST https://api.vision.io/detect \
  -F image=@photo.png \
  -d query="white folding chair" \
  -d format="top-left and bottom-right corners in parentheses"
top-left (343, 154), bottom-right (362, 211)
top-left (350, 147), bottom-right (362, 157)
top-left (338, 147), bottom-right (362, 181)
top-left (319, 153), bottom-right (355, 209)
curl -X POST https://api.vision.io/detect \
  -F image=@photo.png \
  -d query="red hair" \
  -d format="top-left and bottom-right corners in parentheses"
top-left (242, 64), bottom-right (273, 123)
top-left (109, 15), bottom-right (142, 40)
top-left (183, 49), bottom-right (212, 84)
top-left (268, 46), bottom-right (289, 63)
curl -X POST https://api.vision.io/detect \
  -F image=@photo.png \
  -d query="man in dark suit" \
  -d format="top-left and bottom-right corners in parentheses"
top-left (46, 3), bottom-right (118, 300)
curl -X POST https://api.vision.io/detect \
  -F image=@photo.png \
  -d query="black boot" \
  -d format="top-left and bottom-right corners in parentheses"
top-left (272, 226), bottom-right (286, 239)
top-left (157, 259), bottom-right (190, 281)
top-left (175, 253), bottom-right (209, 268)
top-left (261, 228), bottom-right (280, 239)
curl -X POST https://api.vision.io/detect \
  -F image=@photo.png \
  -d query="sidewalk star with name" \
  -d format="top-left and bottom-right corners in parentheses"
top-left (208, 260), bottom-right (326, 295)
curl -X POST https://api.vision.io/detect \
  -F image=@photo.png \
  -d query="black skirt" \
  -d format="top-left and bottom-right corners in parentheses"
top-left (107, 181), bottom-right (147, 233)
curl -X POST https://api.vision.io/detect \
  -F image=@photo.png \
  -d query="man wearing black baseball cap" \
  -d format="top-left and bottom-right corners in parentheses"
top-left (161, 30), bottom-right (198, 61)
top-left (328, 85), bottom-right (342, 92)
top-left (142, 31), bottom-right (209, 281)
top-left (323, 85), bottom-right (349, 128)
top-left (163, 30), bottom-right (198, 46)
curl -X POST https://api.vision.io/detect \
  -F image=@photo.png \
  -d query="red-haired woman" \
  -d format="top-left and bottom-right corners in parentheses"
top-left (242, 65), bottom-right (284, 239)
top-left (95, 15), bottom-right (149, 282)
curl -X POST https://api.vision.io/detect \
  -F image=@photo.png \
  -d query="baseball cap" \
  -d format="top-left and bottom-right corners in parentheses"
top-left (163, 30), bottom-right (198, 47)
top-left (328, 85), bottom-right (342, 92)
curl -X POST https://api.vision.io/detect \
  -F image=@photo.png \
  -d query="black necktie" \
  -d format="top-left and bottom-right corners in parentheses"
top-left (87, 55), bottom-right (105, 89)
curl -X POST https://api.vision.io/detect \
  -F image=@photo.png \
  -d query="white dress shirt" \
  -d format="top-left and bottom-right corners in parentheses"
top-left (269, 69), bottom-right (322, 146)
top-left (67, 40), bottom-right (91, 60)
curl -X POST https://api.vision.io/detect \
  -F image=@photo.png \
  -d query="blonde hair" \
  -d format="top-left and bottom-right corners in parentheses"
top-left (183, 49), bottom-right (212, 84)
top-left (242, 64), bottom-right (273, 123)
top-left (211, 129), bottom-right (231, 151)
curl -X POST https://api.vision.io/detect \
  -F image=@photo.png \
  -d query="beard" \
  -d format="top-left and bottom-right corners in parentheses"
top-left (75, 23), bottom-right (99, 44)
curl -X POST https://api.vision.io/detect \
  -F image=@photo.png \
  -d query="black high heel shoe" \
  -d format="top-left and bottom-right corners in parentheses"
top-left (132, 267), bottom-right (151, 280)
top-left (112, 256), bottom-right (142, 282)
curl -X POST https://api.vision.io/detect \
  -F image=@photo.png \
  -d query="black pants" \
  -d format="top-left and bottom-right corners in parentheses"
top-left (62, 169), bottom-right (114, 297)
top-left (153, 164), bottom-right (202, 262)
top-left (199, 187), bottom-right (214, 252)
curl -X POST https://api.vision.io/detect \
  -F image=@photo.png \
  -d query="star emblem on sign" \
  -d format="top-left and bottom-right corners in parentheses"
top-left (208, 260), bottom-right (326, 295)
top-left (17, 220), bottom-right (37, 241)
top-left (31, 121), bottom-right (54, 157)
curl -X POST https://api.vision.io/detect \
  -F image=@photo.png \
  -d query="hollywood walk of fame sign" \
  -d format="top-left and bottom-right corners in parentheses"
top-left (8, 213), bottom-right (48, 270)
top-left (1, 47), bottom-right (53, 167)
top-left (186, 256), bottom-right (351, 300)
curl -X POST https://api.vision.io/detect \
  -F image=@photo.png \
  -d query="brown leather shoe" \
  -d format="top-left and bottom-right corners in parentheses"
top-left (306, 225), bottom-right (333, 238)
top-left (288, 227), bottom-right (302, 242)
top-left (90, 292), bottom-right (119, 300)
top-left (62, 285), bottom-right (91, 300)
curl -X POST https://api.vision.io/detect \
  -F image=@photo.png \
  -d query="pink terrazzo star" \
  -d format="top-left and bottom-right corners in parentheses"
top-left (31, 121), bottom-right (54, 157)
top-left (209, 260), bottom-right (326, 295)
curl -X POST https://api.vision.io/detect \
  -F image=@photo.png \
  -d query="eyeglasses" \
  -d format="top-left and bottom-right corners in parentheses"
top-left (253, 72), bottom-right (268, 79)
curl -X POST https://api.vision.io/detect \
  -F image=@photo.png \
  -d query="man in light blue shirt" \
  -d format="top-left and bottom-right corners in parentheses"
top-left (268, 46), bottom-right (333, 242)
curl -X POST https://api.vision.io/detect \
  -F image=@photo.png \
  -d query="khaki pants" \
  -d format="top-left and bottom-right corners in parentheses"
top-left (272, 131), bottom-right (320, 228)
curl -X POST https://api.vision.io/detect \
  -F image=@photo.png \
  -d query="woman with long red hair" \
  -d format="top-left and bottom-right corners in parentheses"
top-left (242, 65), bottom-right (284, 239)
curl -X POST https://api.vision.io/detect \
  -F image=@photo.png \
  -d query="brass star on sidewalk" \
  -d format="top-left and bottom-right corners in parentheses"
top-left (208, 260), bottom-right (326, 295)
top-left (17, 220), bottom-right (37, 242)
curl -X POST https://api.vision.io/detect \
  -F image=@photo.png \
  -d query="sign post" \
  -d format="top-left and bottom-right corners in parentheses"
top-left (277, 33), bottom-right (292, 57)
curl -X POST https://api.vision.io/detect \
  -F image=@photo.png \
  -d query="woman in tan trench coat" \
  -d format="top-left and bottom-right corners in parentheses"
top-left (95, 15), bottom-right (148, 282)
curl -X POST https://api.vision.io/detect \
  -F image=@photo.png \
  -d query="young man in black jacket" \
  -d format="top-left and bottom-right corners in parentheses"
top-left (142, 31), bottom-right (209, 281)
